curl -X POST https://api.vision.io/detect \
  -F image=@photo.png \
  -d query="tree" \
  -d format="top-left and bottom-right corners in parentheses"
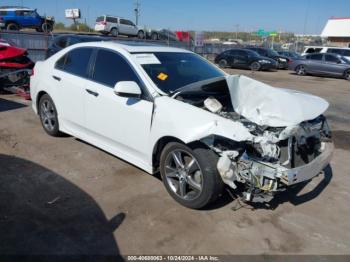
top-left (54, 22), bottom-right (66, 31)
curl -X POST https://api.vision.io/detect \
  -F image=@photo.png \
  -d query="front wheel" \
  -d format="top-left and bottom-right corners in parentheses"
top-left (39, 94), bottom-right (62, 137)
top-left (137, 30), bottom-right (145, 39)
top-left (160, 142), bottom-right (224, 209)
top-left (344, 70), bottom-right (350, 81)
top-left (218, 59), bottom-right (228, 68)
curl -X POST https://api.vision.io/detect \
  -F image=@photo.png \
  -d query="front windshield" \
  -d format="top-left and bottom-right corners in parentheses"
top-left (138, 52), bottom-right (225, 94)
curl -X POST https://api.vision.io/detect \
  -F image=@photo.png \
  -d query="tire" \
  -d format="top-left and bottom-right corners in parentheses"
top-left (296, 65), bottom-right (307, 76)
top-left (344, 70), bottom-right (350, 81)
top-left (137, 30), bottom-right (145, 39)
top-left (6, 23), bottom-right (19, 31)
top-left (38, 94), bottom-right (61, 137)
top-left (110, 28), bottom-right (118, 37)
top-left (218, 59), bottom-right (228, 69)
top-left (160, 142), bottom-right (224, 209)
top-left (151, 32), bottom-right (159, 40)
top-left (250, 61), bottom-right (261, 71)
top-left (42, 23), bottom-right (53, 33)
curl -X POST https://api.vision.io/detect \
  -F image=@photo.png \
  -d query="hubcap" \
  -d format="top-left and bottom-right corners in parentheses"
top-left (40, 100), bottom-right (56, 131)
top-left (298, 66), bottom-right (305, 75)
top-left (164, 149), bottom-right (203, 200)
top-left (251, 62), bottom-right (260, 70)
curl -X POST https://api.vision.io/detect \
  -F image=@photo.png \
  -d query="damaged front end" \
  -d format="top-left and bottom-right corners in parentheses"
top-left (203, 114), bottom-right (333, 203)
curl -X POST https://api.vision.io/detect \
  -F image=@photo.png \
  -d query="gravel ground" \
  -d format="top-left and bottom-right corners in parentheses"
top-left (0, 69), bottom-right (350, 256)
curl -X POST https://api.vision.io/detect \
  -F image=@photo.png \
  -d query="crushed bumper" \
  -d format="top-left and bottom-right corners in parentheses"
top-left (278, 142), bottom-right (334, 185)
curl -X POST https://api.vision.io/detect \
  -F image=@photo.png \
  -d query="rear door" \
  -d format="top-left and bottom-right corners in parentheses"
top-left (118, 19), bottom-right (130, 35)
top-left (52, 47), bottom-right (94, 134)
top-left (306, 53), bottom-right (324, 73)
top-left (233, 50), bottom-right (249, 68)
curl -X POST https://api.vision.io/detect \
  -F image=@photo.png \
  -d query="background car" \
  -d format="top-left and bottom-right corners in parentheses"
top-left (278, 51), bottom-right (302, 60)
top-left (302, 46), bottom-right (350, 59)
top-left (94, 15), bottom-right (145, 38)
top-left (46, 34), bottom-right (111, 58)
top-left (245, 47), bottom-right (289, 69)
top-left (0, 6), bottom-right (54, 32)
top-left (289, 53), bottom-right (350, 80)
top-left (214, 48), bottom-right (277, 71)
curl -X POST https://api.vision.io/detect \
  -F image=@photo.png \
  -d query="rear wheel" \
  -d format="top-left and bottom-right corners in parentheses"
top-left (344, 70), bottom-right (350, 80)
top-left (151, 32), bottom-right (159, 40)
top-left (42, 23), bottom-right (53, 33)
top-left (218, 59), bottom-right (228, 68)
top-left (137, 30), bottom-right (145, 39)
top-left (160, 142), bottom-right (224, 209)
top-left (39, 94), bottom-right (61, 137)
top-left (6, 23), bottom-right (19, 31)
top-left (250, 61), bottom-right (261, 71)
top-left (110, 28), bottom-right (118, 37)
top-left (296, 65), bottom-right (307, 76)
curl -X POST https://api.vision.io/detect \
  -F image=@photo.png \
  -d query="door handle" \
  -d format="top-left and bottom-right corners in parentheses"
top-left (52, 75), bottom-right (61, 81)
top-left (85, 89), bottom-right (99, 97)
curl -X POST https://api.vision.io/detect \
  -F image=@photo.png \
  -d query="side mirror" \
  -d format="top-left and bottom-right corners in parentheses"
top-left (114, 81), bottom-right (142, 98)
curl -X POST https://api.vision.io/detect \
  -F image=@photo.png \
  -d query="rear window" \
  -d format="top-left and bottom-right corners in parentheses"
top-left (0, 11), bottom-right (7, 15)
top-left (309, 54), bottom-right (323, 60)
top-left (55, 48), bottom-right (93, 78)
top-left (96, 16), bottom-right (105, 22)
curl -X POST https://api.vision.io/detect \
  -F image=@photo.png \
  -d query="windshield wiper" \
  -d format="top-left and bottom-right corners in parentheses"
top-left (169, 76), bottom-right (226, 98)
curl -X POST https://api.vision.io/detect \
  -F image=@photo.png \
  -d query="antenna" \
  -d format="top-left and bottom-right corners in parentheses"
top-left (134, 0), bottom-right (140, 26)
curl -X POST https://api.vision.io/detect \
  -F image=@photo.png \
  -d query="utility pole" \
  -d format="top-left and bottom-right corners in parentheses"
top-left (134, 0), bottom-right (140, 26)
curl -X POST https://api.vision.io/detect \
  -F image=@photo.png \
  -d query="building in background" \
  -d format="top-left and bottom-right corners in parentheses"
top-left (321, 17), bottom-right (350, 47)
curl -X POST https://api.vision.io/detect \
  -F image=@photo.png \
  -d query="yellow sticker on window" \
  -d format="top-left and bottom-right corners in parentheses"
top-left (157, 72), bottom-right (168, 81)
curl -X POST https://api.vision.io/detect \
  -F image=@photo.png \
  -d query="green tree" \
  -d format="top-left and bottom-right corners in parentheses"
top-left (54, 22), bottom-right (66, 30)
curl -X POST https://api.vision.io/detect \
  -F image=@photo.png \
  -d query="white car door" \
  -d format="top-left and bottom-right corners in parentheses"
top-left (84, 49), bottom-right (154, 166)
top-left (52, 47), bottom-right (94, 135)
top-left (118, 19), bottom-right (129, 35)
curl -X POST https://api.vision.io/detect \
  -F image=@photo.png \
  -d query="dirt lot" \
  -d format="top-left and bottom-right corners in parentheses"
top-left (1, 69), bottom-right (350, 256)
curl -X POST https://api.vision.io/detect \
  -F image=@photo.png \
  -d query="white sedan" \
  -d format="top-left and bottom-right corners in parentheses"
top-left (30, 42), bottom-right (333, 209)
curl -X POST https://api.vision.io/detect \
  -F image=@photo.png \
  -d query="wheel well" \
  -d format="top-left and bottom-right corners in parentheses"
top-left (152, 136), bottom-right (209, 171)
top-left (5, 21), bottom-right (19, 27)
top-left (36, 91), bottom-right (48, 113)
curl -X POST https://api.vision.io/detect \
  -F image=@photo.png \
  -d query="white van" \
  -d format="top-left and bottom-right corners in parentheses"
top-left (95, 15), bottom-right (145, 39)
top-left (302, 46), bottom-right (350, 59)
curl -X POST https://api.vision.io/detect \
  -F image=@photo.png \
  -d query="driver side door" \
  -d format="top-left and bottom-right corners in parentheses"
top-left (83, 49), bottom-right (154, 167)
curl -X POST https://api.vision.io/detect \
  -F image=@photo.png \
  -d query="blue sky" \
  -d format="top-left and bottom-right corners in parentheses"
top-left (3, 0), bottom-right (350, 33)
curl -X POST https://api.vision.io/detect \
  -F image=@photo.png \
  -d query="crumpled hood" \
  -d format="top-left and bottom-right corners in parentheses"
top-left (226, 75), bottom-right (329, 127)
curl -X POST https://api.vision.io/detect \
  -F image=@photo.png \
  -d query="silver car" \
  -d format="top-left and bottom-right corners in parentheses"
top-left (289, 53), bottom-right (350, 80)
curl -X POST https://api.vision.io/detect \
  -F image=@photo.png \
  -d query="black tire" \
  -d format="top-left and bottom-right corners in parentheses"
top-left (38, 94), bottom-right (62, 137)
top-left (218, 59), bottom-right (228, 68)
top-left (42, 23), bottom-right (53, 33)
top-left (250, 61), bottom-right (261, 71)
top-left (296, 65), bottom-right (307, 76)
top-left (151, 32), bottom-right (159, 40)
top-left (110, 28), bottom-right (118, 37)
top-left (6, 23), bottom-right (19, 31)
top-left (137, 30), bottom-right (145, 39)
top-left (160, 142), bottom-right (224, 209)
top-left (344, 69), bottom-right (350, 81)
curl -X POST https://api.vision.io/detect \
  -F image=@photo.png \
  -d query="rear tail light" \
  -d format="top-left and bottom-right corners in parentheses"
top-left (99, 21), bottom-right (107, 25)
top-left (288, 59), bottom-right (293, 64)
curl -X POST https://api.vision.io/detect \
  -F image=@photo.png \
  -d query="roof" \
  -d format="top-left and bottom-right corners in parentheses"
top-left (73, 41), bottom-right (191, 53)
top-left (321, 17), bottom-right (350, 37)
top-left (0, 6), bottom-right (33, 11)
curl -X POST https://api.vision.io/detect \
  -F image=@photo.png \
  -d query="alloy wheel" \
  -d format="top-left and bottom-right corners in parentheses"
top-left (164, 149), bottom-right (203, 201)
top-left (40, 99), bottom-right (57, 132)
top-left (297, 65), bottom-right (306, 75)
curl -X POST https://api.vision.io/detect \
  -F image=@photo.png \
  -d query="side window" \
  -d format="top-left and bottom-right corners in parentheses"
top-left (106, 17), bottom-right (118, 23)
top-left (0, 11), bottom-right (7, 15)
top-left (237, 50), bottom-right (247, 57)
top-left (325, 54), bottom-right (340, 63)
top-left (120, 19), bottom-right (128, 25)
top-left (92, 49), bottom-right (141, 88)
top-left (327, 48), bottom-right (341, 55)
top-left (310, 54), bottom-right (323, 61)
top-left (230, 50), bottom-right (238, 56)
top-left (15, 11), bottom-right (24, 16)
top-left (55, 48), bottom-right (93, 77)
top-left (343, 50), bottom-right (350, 56)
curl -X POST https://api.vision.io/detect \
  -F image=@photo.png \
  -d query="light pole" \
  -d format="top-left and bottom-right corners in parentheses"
top-left (134, 0), bottom-right (140, 26)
